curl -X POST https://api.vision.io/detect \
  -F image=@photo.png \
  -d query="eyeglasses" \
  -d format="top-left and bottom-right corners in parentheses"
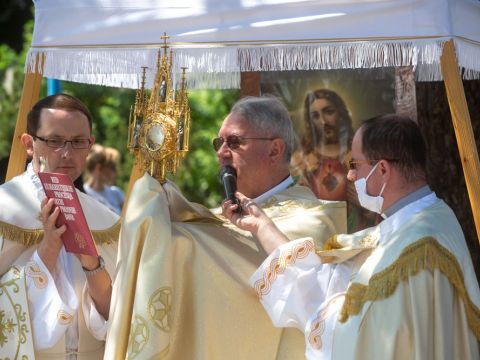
top-left (33, 135), bottom-right (92, 149)
top-left (212, 135), bottom-right (275, 152)
top-left (348, 159), bottom-right (398, 170)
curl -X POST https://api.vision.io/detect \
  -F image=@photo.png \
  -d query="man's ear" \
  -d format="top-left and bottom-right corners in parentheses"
top-left (20, 133), bottom-right (34, 157)
top-left (379, 159), bottom-right (392, 182)
top-left (269, 138), bottom-right (285, 164)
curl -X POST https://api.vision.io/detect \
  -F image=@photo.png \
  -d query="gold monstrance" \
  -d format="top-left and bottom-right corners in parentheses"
top-left (127, 33), bottom-right (190, 183)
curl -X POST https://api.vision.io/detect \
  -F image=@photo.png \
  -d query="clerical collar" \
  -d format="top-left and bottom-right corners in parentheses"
top-left (382, 185), bottom-right (433, 218)
top-left (254, 175), bottom-right (294, 204)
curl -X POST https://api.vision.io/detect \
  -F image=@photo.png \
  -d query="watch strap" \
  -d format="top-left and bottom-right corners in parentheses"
top-left (82, 255), bottom-right (105, 276)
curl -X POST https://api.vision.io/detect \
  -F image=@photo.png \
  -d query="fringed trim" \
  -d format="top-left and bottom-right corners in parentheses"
top-left (0, 220), bottom-right (43, 248)
top-left (26, 38), bottom-right (480, 89)
top-left (183, 72), bottom-right (240, 90)
top-left (91, 219), bottom-right (122, 245)
top-left (338, 237), bottom-right (480, 340)
top-left (174, 47), bottom-right (240, 89)
top-left (25, 47), bottom-right (240, 90)
top-left (238, 40), bottom-right (452, 82)
top-left (253, 240), bottom-right (315, 299)
top-left (0, 219), bottom-right (121, 247)
top-left (455, 39), bottom-right (480, 80)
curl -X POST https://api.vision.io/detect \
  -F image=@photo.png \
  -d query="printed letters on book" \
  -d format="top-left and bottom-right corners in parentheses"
top-left (38, 172), bottom-right (98, 256)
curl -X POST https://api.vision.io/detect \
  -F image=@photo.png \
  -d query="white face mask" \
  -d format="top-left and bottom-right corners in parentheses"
top-left (354, 162), bottom-right (386, 214)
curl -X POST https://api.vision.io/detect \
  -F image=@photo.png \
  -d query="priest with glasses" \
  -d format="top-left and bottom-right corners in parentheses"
top-left (0, 94), bottom-right (120, 359)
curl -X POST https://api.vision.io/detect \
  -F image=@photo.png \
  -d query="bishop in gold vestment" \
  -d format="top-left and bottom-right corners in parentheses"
top-left (106, 96), bottom-right (347, 359)
top-left (105, 174), bottom-right (346, 359)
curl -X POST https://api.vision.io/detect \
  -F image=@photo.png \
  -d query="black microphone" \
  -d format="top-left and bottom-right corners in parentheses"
top-left (220, 165), bottom-right (241, 212)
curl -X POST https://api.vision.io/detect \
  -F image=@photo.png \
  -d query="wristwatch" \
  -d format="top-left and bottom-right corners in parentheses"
top-left (82, 256), bottom-right (105, 276)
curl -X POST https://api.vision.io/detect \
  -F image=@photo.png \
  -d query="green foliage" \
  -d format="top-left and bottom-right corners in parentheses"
top-left (60, 83), bottom-right (239, 207)
top-left (1, 19), bottom-right (239, 207)
top-left (61, 81), bottom-right (136, 193)
top-left (170, 89), bottom-right (239, 207)
top-left (0, 20), bottom-right (35, 158)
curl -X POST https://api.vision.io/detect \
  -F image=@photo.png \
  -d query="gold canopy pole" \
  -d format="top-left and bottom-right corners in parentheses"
top-left (6, 53), bottom-right (44, 181)
top-left (440, 39), bottom-right (480, 243)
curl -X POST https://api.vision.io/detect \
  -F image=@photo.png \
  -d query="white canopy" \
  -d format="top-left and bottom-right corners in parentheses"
top-left (27, 0), bottom-right (480, 89)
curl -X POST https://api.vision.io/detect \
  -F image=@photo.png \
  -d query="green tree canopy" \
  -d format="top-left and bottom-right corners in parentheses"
top-left (62, 81), bottom-right (239, 207)
top-left (0, 19), bottom-right (239, 206)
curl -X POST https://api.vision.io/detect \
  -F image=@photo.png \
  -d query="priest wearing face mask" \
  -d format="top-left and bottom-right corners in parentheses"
top-left (222, 114), bottom-right (480, 359)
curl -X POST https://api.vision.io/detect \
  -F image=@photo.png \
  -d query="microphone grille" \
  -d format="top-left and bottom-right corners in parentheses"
top-left (220, 165), bottom-right (237, 179)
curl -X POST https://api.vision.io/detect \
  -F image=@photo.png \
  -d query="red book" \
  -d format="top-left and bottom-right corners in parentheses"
top-left (38, 172), bottom-right (98, 257)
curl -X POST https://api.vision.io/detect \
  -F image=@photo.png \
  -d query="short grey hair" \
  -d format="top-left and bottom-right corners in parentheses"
top-left (230, 96), bottom-right (294, 162)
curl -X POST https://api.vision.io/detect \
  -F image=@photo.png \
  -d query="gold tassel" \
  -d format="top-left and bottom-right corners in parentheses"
top-left (321, 235), bottom-right (342, 251)
top-left (92, 219), bottom-right (122, 244)
top-left (339, 237), bottom-right (480, 340)
top-left (0, 220), bottom-right (43, 247)
top-left (0, 219), bottom-right (121, 247)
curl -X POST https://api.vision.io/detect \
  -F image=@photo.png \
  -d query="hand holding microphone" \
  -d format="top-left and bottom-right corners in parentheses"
top-left (220, 165), bottom-right (241, 213)
top-left (219, 175), bottom-right (280, 249)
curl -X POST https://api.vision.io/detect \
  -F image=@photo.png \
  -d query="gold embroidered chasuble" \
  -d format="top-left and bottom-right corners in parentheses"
top-left (0, 266), bottom-right (35, 359)
top-left (0, 169), bottom-right (120, 359)
top-left (327, 199), bottom-right (480, 359)
top-left (105, 173), bottom-right (346, 359)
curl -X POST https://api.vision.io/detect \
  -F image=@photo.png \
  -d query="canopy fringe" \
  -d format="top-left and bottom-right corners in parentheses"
top-left (455, 39), bottom-right (480, 80)
top-left (25, 39), bottom-right (479, 89)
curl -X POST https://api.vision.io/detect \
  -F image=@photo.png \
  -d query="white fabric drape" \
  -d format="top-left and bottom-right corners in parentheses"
top-left (26, 0), bottom-right (480, 89)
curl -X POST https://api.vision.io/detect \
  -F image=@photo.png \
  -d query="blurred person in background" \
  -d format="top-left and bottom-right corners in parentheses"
top-left (84, 144), bottom-right (125, 215)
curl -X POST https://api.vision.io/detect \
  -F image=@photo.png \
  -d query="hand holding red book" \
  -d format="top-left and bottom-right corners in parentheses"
top-left (38, 171), bottom-right (98, 257)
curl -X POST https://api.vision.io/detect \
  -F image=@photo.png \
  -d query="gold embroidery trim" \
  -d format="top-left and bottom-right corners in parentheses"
top-left (308, 307), bottom-right (327, 350)
top-left (253, 240), bottom-right (314, 299)
top-left (339, 237), bottom-right (480, 340)
top-left (0, 266), bottom-right (33, 356)
top-left (321, 233), bottom-right (378, 253)
top-left (359, 234), bottom-right (377, 248)
top-left (0, 218), bottom-right (121, 247)
top-left (25, 261), bottom-right (48, 289)
top-left (308, 295), bottom-right (343, 350)
top-left (148, 287), bottom-right (172, 332)
top-left (57, 310), bottom-right (73, 325)
top-left (262, 197), bottom-right (346, 213)
top-left (128, 315), bottom-right (150, 358)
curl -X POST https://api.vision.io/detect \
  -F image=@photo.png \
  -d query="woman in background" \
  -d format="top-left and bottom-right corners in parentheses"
top-left (84, 144), bottom-right (125, 214)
